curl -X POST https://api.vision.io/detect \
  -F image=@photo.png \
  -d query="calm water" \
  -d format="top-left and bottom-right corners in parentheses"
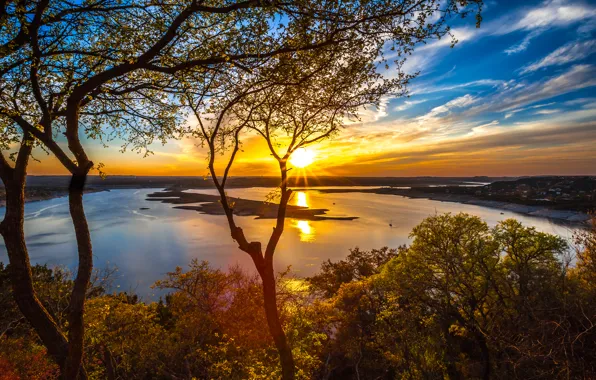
top-left (0, 188), bottom-right (581, 296)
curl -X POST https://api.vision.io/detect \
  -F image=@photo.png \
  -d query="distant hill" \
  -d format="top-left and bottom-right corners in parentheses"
top-left (487, 176), bottom-right (596, 194)
top-left (401, 176), bottom-right (596, 213)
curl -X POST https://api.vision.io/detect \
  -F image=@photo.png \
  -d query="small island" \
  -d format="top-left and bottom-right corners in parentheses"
top-left (147, 190), bottom-right (357, 221)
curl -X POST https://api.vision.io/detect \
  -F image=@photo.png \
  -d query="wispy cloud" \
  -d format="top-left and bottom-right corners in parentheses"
top-left (564, 97), bottom-right (596, 106)
top-left (324, 114), bottom-right (596, 176)
top-left (394, 99), bottom-right (428, 112)
top-left (411, 79), bottom-right (503, 95)
top-left (508, 0), bottom-right (595, 32)
top-left (465, 64), bottom-right (596, 116)
top-left (534, 109), bottom-right (561, 115)
top-left (505, 30), bottom-right (543, 55)
top-left (494, 0), bottom-right (596, 53)
top-left (419, 94), bottom-right (477, 121)
top-left (353, 97), bottom-right (390, 123)
top-left (504, 102), bottom-right (557, 118)
top-left (520, 39), bottom-right (596, 74)
top-left (391, 1), bottom-right (596, 78)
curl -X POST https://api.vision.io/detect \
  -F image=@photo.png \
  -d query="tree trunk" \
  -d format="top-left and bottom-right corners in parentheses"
top-left (260, 260), bottom-right (296, 380)
top-left (0, 180), bottom-right (69, 370)
top-left (211, 152), bottom-right (296, 378)
top-left (64, 172), bottom-right (93, 380)
top-left (259, 160), bottom-right (295, 379)
top-left (475, 331), bottom-right (491, 380)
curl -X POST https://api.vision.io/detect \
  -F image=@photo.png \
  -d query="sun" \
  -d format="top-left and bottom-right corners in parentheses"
top-left (290, 148), bottom-right (315, 168)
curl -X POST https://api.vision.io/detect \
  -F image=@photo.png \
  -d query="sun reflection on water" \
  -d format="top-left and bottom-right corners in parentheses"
top-left (295, 220), bottom-right (315, 242)
top-left (296, 191), bottom-right (309, 208)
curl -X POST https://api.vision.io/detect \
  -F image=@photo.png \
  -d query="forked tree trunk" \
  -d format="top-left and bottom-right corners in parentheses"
top-left (219, 195), bottom-right (296, 379)
top-left (0, 178), bottom-right (69, 371)
top-left (210, 141), bottom-right (297, 378)
top-left (259, 161), bottom-right (295, 379)
top-left (64, 172), bottom-right (93, 380)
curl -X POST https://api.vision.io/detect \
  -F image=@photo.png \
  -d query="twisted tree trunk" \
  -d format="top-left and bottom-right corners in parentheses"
top-left (0, 179), bottom-right (70, 366)
top-left (261, 160), bottom-right (295, 379)
top-left (214, 182), bottom-right (296, 379)
top-left (64, 172), bottom-right (93, 380)
top-left (0, 137), bottom-right (89, 378)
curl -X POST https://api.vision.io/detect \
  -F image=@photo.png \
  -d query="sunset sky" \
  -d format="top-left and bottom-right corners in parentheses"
top-left (30, 0), bottom-right (596, 177)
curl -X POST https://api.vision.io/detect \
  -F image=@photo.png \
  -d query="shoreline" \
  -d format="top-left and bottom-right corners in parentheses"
top-left (2, 185), bottom-right (591, 226)
top-left (0, 188), bottom-right (107, 208)
top-left (314, 188), bottom-right (591, 226)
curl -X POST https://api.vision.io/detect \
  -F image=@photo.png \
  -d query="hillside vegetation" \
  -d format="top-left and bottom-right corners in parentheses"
top-left (1, 213), bottom-right (594, 379)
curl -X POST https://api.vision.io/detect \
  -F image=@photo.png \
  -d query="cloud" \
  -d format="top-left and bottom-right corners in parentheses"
top-left (492, 0), bottom-right (596, 52)
top-left (389, 27), bottom-right (478, 74)
top-left (340, 64), bottom-right (596, 162)
top-left (564, 97), bottom-right (596, 107)
top-left (511, 0), bottom-right (596, 32)
top-left (392, 1), bottom-right (595, 77)
top-left (520, 39), bottom-right (596, 74)
top-left (464, 64), bottom-right (596, 116)
top-left (323, 114), bottom-right (596, 176)
top-left (417, 27), bottom-right (478, 52)
top-left (351, 96), bottom-right (390, 124)
top-left (534, 109), bottom-right (561, 115)
top-left (504, 30), bottom-right (543, 55)
top-left (470, 120), bottom-right (500, 135)
top-left (445, 94), bottom-right (477, 108)
top-left (411, 79), bottom-right (503, 96)
top-left (394, 99), bottom-right (428, 112)
top-left (419, 94), bottom-right (477, 121)
top-left (504, 102), bottom-right (557, 118)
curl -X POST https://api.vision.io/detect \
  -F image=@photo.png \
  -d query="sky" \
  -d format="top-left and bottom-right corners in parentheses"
top-left (29, 0), bottom-right (596, 177)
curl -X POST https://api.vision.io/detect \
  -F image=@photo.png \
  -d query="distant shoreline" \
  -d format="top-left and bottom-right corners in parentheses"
top-left (0, 188), bottom-right (106, 208)
top-left (3, 175), bottom-right (592, 226)
top-left (314, 187), bottom-right (592, 226)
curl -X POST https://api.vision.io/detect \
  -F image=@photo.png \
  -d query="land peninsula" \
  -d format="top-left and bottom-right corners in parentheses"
top-left (146, 190), bottom-right (357, 221)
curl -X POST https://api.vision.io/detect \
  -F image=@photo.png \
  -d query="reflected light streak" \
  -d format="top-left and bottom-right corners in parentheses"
top-left (295, 220), bottom-right (315, 242)
top-left (296, 192), bottom-right (309, 208)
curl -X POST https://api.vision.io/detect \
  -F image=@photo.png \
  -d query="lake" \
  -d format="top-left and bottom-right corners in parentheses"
top-left (0, 187), bottom-right (582, 297)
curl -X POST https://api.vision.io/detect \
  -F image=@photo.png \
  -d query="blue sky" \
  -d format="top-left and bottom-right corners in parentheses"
top-left (307, 0), bottom-right (596, 177)
top-left (31, 0), bottom-right (596, 177)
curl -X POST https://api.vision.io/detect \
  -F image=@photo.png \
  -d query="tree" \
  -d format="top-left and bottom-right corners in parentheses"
top-left (308, 247), bottom-right (399, 298)
top-left (572, 214), bottom-right (596, 293)
top-left (0, 0), bottom-right (188, 376)
top-left (316, 214), bottom-right (595, 379)
top-left (2, 0), bottom-right (482, 377)
top-left (179, 1), bottom-right (484, 375)
top-left (0, 1), bottom-right (147, 377)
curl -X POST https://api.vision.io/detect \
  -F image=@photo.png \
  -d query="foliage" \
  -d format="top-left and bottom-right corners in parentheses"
top-left (572, 214), bottom-right (596, 293)
top-left (2, 214), bottom-right (594, 379)
top-left (314, 214), bottom-right (594, 379)
top-left (308, 246), bottom-right (399, 297)
top-left (0, 337), bottom-right (59, 380)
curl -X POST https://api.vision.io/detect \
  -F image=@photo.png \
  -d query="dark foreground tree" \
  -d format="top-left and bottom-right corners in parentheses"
top-left (177, 2), bottom-right (483, 376)
top-left (0, 0), bottom-right (184, 375)
top-left (2, 0), bottom-right (482, 377)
